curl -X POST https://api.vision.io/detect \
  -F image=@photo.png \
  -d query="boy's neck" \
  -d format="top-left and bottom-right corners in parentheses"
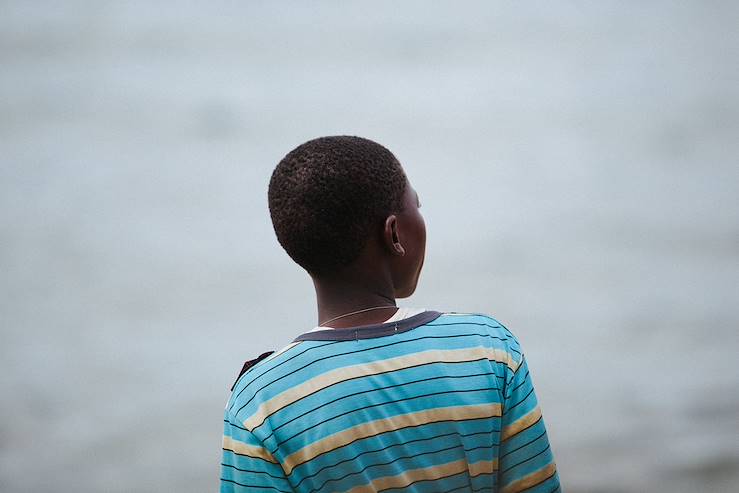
top-left (312, 273), bottom-right (397, 329)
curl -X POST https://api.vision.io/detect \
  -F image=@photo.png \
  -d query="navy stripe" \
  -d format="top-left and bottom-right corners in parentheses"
top-left (252, 356), bottom-right (507, 431)
top-left (500, 444), bottom-right (551, 475)
top-left (292, 427), bottom-right (500, 489)
top-left (234, 331), bottom-right (513, 419)
top-left (222, 448), bottom-right (276, 465)
top-left (228, 340), bottom-right (341, 414)
top-left (220, 478), bottom-right (291, 492)
top-left (445, 475), bottom-right (497, 493)
top-left (429, 314), bottom-right (516, 338)
top-left (221, 463), bottom-right (288, 481)
top-left (289, 414), bottom-right (500, 475)
top-left (508, 369), bottom-right (531, 395)
top-left (516, 468), bottom-right (558, 492)
top-left (272, 386), bottom-right (500, 450)
top-left (500, 429), bottom-right (548, 461)
top-left (262, 369), bottom-right (500, 441)
top-left (377, 468), bottom-right (469, 493)
top-left (504, 387), bottom-right (535, 414)
top-left (426, 321), bottom-right (520, 354)
top-left (502, 415), bottom-right (544, 443)
top-left (307, 442), bottom-right (498, 493)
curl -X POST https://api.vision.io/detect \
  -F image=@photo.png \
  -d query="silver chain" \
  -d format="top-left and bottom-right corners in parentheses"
top-left (319, 305), bottom-right (397, 326)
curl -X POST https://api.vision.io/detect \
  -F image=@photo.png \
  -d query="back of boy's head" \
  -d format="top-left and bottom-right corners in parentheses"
top-left (268, 136), bottom-right (407, 277)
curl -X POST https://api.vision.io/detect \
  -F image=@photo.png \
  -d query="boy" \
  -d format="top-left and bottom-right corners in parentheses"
top-left (221, 136), bottom-right (560, 492)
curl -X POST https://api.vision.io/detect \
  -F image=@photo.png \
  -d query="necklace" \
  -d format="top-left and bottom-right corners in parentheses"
top-left (319, 305), bottom-right (398, 326)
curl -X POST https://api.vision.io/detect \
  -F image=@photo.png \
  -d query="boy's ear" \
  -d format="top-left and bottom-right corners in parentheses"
top-left (383, 215), bottom-right (405, 256)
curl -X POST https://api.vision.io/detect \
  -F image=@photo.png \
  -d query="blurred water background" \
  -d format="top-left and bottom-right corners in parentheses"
top-left (2, 1), bottom-right (738, 492)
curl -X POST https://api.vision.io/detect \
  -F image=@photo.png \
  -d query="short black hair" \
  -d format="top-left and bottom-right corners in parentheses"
top-left (268, 136), bottom-right (407, 276)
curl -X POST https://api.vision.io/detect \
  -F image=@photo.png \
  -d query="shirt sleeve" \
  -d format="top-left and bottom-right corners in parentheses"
top-left (221, 413), bottom-right (294, 493)
top-left (498, 354), bottom-right (561, 493)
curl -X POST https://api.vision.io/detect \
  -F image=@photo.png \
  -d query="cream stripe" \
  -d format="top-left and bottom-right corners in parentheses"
top-left (469, 458), bottom-right (498, 477)
top-left (283, 402), bottom-right (501, 475)
top-left (243, 346), bottom-right (518, 430)
top-left (222, 436), bottom-right (278, 463)
top-left (263, 342), bottom-right (300, 364)
top-left (500, 461), bottom-right (557, 493)
top-left (501, 406), bottom-right (542, 441)
top-left (346, 458), bottom-right (469, 493)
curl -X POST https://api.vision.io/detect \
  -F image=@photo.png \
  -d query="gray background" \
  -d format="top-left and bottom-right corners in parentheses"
top-left (2, 1), bottom-right (738, 492)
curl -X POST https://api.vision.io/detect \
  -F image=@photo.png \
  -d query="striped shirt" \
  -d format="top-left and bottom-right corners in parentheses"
top-left (221, 311), bottom-right (560, 493)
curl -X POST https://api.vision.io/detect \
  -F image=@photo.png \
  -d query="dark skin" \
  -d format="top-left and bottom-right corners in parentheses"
top-left (311, 176), bottom-right (426, 328)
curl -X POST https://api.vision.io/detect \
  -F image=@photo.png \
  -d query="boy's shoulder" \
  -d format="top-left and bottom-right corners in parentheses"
top-left (438, 309), bottom-right (522, 345)
top-left (435, 311), bottom-right (518, 338)
top-left (225, 310), bottom-right (523, 423)
top-left (225, 340), bottom-right (304, 415)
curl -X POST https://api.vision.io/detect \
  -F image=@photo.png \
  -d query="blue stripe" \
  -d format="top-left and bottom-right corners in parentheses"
top-left (221, 312), bottom-right (558, 493)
